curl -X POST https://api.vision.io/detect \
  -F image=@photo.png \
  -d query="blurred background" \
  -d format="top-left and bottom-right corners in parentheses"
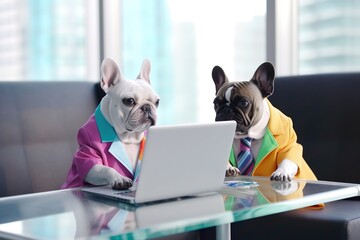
top-left (0, 0), bottom-right (359, 124)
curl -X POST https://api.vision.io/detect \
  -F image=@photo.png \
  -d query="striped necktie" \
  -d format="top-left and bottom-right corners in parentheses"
top-left (237, 137), bottom-right (254, 175)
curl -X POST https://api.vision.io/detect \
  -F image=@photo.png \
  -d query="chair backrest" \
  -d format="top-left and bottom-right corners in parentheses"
top-left (269, 73), bottom-right (360, 183)
top-left (0, 81), bottom-right (101, 197)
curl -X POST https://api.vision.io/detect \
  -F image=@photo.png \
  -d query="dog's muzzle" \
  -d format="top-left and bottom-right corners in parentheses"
top-left (216, 106), bottom-right (250, 133)
top-left (141, 104), bottom-right (151, 113)
top-left (215, 107), bottom-right (236, 122)
top-left (125, 103), bottom-right (157, 131)
top-left (141, 104), bottom-right (156, 126)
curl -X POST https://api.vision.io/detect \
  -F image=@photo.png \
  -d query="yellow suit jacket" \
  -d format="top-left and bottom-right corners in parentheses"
top-left (229, 99), bottom-right (317, 180)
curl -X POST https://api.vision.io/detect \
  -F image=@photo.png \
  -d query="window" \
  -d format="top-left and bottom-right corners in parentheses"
top-left (1, 0), bottom-right (359, 124)
top-left (298, 0), bottom-right (360, 74)
top-left (118, 0), bottom-right (266, 124)
top-left (0, 0), bottom-right (98, 81)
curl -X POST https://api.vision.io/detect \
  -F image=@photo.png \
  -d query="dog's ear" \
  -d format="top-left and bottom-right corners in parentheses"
top-left (137, 59), bottom-right (151, 84)
top-left (100, 58), bottom-right (123, 93)
top-left (212, 66), bottom-right (229, 94)
top-left (251, 62), bottom-right (275, 98)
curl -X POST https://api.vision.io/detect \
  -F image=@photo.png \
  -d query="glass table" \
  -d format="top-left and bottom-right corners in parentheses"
top-left (0, 176), bottom-right (359, 240)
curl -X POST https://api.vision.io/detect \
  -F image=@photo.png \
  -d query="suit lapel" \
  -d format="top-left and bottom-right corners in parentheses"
top-left (95, 104), bottom-right (134, 175)
top-left (108, 136), bottom-right (133, 174)
top-left (254, 100), bottom-right (282, 167)
top-left (255, 128), bottom-right (278, 167)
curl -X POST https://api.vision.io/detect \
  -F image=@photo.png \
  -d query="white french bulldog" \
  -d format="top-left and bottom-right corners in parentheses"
top-left (62, 58), bottom-right (160, 190)
top-left (212, 62), bottom-right (299, 182)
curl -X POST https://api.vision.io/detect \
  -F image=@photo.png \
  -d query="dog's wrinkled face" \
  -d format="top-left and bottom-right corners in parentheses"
top-left (213, 81), bottom-right (263, 135)
top-left (108, 79), bottom-right (159, 132)
top-left (100, 58), bottom-right (160, 135)
top-left (212, 62), bottom-right (275, 137)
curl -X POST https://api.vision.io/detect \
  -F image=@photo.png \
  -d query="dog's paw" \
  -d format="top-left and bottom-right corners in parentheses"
top-left (270, 159), bottom-right (298, 182)
top-left (226, 163), bottom-right (240, 177)
top-left (103, 167), bottom-right (133, 190)
top-left (109, 176), bottom-right (133, 190)
top-left (85, 164), bottom-right (133, 189)
top-left (270, 181), bottom-right (299, 196)
top-left (270, 169), bottom-right (292, 182)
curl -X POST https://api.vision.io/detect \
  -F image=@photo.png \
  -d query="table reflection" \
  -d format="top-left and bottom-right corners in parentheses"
top-left (0, 176), bottom-right (357, 239)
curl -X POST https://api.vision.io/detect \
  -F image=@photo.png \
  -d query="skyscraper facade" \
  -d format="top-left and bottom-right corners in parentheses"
top-left (299, 0), bottom-right (360, 74)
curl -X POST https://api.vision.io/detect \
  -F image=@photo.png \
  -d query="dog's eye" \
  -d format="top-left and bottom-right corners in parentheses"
top-left (213, 99), bottom-right (220, 110)
top-left (238, 100), bottom-right (249, 108)
top-left (155, 99), bottom-right (160, 107)
top-left (213, 101), bottom-right (219, 110)
top-left (123, 98), bottom-right (136, 106)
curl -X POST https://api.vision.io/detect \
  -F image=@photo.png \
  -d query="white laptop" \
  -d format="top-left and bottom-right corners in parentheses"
top-left (82, 121), bottom-right (236, 204)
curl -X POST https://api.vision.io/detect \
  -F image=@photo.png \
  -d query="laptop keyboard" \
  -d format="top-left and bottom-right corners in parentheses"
top-left (114, 190), bottom-right (136, 197)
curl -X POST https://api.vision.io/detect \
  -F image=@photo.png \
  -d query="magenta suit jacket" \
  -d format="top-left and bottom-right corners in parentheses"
top-left (61, 105), bottom-right (144, 189)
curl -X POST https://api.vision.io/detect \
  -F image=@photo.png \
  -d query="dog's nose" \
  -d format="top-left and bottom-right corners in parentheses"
top-left (141, 104), bottom-right (151, 113)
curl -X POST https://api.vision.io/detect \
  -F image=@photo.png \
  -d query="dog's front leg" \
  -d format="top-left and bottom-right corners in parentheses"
top-left (85, 164), bottom-right (133, 190)
top-left (226, 162), bottom-right (240, 176)
top-left (270, 159), bottom-right (298, 181)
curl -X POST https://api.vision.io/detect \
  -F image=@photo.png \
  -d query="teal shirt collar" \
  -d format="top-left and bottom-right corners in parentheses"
top-left (95, 104), bottom-right (117, 142)
top-left (94, 104), bottom-right (138, 177)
